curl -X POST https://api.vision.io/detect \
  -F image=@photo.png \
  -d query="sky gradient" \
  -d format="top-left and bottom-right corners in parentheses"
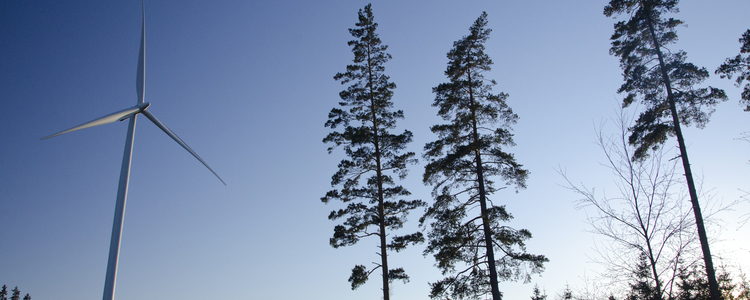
top-left (1, 1), bottom-right (748, 299)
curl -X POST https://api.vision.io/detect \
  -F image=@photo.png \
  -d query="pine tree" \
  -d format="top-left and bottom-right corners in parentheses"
top-left (1, 285), bottom-right (7, 300)
top-left (716, 29), bottom-right (750, 111)
top-left (603, 1), bottom-right (727, 299)
top-left (322, 4), bottom-right (424, 299)
top-left (421, 12), bottom-right (547, 300)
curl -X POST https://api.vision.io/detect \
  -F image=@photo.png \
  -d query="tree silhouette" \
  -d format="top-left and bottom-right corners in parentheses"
top-left (604, 1), bottom-right (727, 299)
top-left (9, 287), bottom-right (18, 300)
top-left (421, 12), bottom-right (546, 300)
top-left (716, 29), bottom-right (750, 111)
top-left (627, 253), bottom-right (658, 300)
top-left (674, 265), bottom-right (740, 300)
top-left (532, 285), bottom-right (549, 300)
top-left (558, 284), bottom-right (573, 300)
top-left (322, 4), bottom-right (424, 299)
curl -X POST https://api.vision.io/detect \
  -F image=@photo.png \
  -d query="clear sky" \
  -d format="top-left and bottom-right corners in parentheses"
top-left (1, 1), bottom-right (748, 299)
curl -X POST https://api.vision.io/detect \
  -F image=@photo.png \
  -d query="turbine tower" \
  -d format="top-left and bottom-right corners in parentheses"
top-left (42, 2), bottom-right (224, 300)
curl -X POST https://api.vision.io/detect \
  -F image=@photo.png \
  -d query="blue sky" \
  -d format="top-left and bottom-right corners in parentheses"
top-left (1, 1), bottom-right (748, 299)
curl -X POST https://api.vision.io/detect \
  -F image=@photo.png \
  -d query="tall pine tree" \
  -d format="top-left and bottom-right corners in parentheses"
top-left (604, 1), bottom-right (727, 300)
top-left (421, 12), bottom-right (547, 300)
top-left (322, 4), bottom-right (424, 300)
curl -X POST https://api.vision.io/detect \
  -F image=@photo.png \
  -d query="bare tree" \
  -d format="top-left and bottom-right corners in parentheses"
top-left (561, 111), bottom-right (698, 300)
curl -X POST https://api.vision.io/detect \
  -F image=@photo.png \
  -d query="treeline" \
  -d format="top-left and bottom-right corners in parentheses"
top-left (320, 1), bottom-right (750, 300)
top-left (1, 285), bottom-right (31, 300)
top-left (529, 265), bottom-right (750, 300)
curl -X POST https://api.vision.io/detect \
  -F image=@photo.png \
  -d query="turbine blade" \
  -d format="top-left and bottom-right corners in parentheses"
top-left (41, 106), bottom-right (142, 140)
top-left (136, 0), bottom-right (145, 104)
top-left (141, 109), bottom-right (226, 185)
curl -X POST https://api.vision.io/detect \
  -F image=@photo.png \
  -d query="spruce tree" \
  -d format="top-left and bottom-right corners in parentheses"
top-left (421, 12), bottom-right (547, 300)
top-left (559, 284), bottom-right (573, 300)
top-left (322, 4), bottom-right (424, 299)
top-left (716, 29), bottom-right (750, 111)
top-left (9, 287), bottom-right (18, 300)
top-left (604, 1), bottom-right (727, 299)
top-left (675, 265), bottom-right (738, 300)
top-left (627, 253), bottom-right (657, 300)
top-left (0, 286), bottom-right (27, 300)
top-left (531, 285), bottom-right (548, 300)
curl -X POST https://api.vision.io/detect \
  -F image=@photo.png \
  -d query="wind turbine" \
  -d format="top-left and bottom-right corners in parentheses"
top-left (42, 2), bottom-right (224, 300)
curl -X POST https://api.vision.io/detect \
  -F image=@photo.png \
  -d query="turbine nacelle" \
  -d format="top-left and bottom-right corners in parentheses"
top-left (118, 102), bottom-right (150, 121)
top-left (131, 102), bottom-right (150, 116)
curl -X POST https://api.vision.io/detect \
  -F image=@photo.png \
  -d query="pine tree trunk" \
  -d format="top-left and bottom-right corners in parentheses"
top-left (376, 157), bottom-right (390, 300)
top-left (474, 150), bottom-right (502, 300)
top-left (644, 9), bottom-right (720, 300)
top-left (377, 159), bottom-right (390, 300)
top-left (468, 71), bottom-right (502, 300)
top-left (368, 46), bottom-right (390, 300)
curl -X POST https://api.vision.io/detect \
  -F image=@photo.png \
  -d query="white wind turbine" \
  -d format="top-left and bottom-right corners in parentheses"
top-left (41, 2), bottom-right (225, 300)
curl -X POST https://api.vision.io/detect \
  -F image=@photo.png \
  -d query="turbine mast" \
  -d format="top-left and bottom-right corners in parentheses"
top-left (102, 116), bottom-right (137, 300)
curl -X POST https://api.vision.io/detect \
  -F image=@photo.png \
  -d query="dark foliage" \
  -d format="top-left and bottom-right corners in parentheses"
top-left (605, 262), bottom-right (748, 300)
top-left (675, 265), bottom-right (737, 300)
top-left (421, 12), bottom-right (546, 300)
top-left (1, 286), bottom-right (29, 300)
top-left (716, 29), bottom-right (750, 111)
top-left (559, 284), bottom-right (573, 300)
top-left (322, 3), bottom-right (424, 298)
top-left (604, 0), bottom-right (727, 160)
top-left (626, 253), bottom-right (659, 300)
top-left (532, 285), bottom-right (549, 300)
